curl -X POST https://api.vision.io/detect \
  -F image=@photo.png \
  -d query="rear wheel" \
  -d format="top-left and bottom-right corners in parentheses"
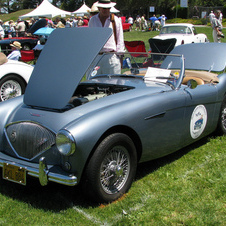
top-left (0, 75), bottom-right (26, 101)
top-left (84, 133), bottom-right (137, 203)
top-left (217, 96), bottom-right (226, 134)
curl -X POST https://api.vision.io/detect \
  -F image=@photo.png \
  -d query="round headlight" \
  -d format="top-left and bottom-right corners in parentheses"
top-left (56, 130), bottom-right (76, 156)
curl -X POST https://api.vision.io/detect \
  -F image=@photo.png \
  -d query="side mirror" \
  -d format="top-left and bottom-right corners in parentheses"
top-left (187, 79), bottom-right (198, 89)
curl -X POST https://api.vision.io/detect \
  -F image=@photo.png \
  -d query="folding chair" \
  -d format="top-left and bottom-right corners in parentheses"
top-left (149, 38), bottom-right (176, 53)
top-left (20, 50), bottom-right (35, 63)
top-left (124, 41), bottom-right (149, 68)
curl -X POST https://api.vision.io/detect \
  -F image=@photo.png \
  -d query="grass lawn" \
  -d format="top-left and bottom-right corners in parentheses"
top-left (0, 13), bottom-right (225, 225)
top-left (124, 25), bottom-right (226, 51)
top-left (0, 135), bottom-right (225, 225)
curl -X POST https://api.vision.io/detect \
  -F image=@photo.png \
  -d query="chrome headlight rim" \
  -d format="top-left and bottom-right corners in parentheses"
top-left (56, 130), bottom-right (76, 156)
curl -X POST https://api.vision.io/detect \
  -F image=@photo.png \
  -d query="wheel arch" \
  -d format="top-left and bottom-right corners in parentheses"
top-left (81, 125), bottom-right (142, 179)
top-left (0, 73), bottom-right (27, 87)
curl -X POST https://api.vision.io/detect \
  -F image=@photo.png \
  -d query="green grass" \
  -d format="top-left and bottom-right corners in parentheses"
top-left (0, 135), bottom-right (225, 224)
top-left (124, 25), bottom-right (226, 51)
top-left (0, 11), bottom-right (225, 225)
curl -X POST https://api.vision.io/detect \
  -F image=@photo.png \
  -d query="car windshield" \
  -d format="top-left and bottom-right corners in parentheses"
top-left (160, 26), bottom-right (192, 34)
top-left (85, 51), bottom-right (184, 89)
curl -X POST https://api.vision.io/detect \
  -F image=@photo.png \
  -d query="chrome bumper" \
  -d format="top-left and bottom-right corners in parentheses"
top-left (0, 156), bottom-right (77, 186)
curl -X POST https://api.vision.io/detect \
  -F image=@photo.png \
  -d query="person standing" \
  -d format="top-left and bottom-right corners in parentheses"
top-left (135, 15), bottom-right (141, 31)
top-left (141, 14), bottom-right (147, 31)
top-left (161, 15), bottom-right (166, 27)
top-left (209, 11), bottom-right (215, 25)
top-left (15, 19), bottom-right (26, 37)
top-left (212, 10), bottom-right (223, 43)
top-left (128, 16), bottom-right (133, 26)
top-left (88, 0), bottom-right (125, 75)
top-left (0, 20), bottom-right (5, 40)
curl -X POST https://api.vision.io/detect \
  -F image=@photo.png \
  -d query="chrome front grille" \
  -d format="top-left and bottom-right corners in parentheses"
top-left (5, 122), bottom-right (56, 160)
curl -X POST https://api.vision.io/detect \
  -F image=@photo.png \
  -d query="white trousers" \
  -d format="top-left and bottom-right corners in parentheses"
top-left (97, 53), bottom-right (121, 75)
top-left (213, 29), bottom-right (221, 43)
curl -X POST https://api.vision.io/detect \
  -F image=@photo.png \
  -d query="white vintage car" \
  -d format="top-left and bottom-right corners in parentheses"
top-left (152, 23), bottom-right (208, 47)
top-left (0, 55), bottom-right (33, 102)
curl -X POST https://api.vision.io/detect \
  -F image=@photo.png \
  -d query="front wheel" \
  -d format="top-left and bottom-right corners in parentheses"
top-left (217, 96), bottom-right (226, 134)
top-left (83, 133), bottom-right (137, 203)
top-left (0, 75), bottom-right (26, 101)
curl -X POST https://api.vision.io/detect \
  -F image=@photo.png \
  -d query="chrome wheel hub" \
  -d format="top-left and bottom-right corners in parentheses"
top-left (221, 108), bottom-right (226, 129)
top-left (100, 146), bottom-right (130, 194)
top-left (0, 80), bottom-right (22, 101)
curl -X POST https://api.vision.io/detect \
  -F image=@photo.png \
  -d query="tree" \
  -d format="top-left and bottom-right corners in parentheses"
top-left (0, 0), bottom-right (21, 13)
top-left (22, 0), bottom-right (41, 9)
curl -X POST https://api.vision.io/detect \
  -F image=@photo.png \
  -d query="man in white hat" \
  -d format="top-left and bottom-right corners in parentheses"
top-left (88, 0), bottom-right (125, 75)
top-left (7, 41), bottom-right (22, 61)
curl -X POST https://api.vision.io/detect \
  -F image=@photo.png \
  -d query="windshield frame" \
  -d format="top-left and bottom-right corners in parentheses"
top-left (85, 51), bottom-right (185, 89)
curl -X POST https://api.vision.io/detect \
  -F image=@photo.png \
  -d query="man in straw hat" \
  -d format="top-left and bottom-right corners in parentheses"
top-left (7, 41), bottom-right (22, 61)
top-left (88, 0), bottom-right (125, 75)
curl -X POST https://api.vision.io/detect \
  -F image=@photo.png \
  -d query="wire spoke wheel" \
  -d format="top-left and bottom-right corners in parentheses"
top-left (0, 80), bottom-right (22, 101)
top-left (100, 146), bottom-right (130, 194)
top-left (84, 133), bottom-right (137, 203)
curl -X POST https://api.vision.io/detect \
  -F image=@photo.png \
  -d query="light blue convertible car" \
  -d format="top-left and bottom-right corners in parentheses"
top-left (0, 28), bottom-right (226, 203)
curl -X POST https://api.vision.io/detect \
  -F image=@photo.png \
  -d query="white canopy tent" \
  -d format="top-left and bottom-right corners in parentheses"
top-left (72, 3), bottom-right (91, 15)
top-left (19, 0), bottom-right (71, 19)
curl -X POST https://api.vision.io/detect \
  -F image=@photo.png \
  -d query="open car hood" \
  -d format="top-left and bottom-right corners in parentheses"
top-left (24, 28), bottom-right (112, 110)
top-left (162, 43), bottom-right (226, 72)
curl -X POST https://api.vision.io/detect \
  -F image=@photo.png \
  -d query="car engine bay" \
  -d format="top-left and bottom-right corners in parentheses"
top-left (70, 83), bottom-right (134, 107)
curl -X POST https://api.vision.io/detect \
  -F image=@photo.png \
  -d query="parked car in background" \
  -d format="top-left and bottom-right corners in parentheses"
top-left (0, 53), bottom-right (33, 101)
top-left (0, 28), bottom-right (225, 204)
top-left (0, 36), bottom-right (38, 55)
top-left (0, 18), bottom-right (48, 55)
top-left (153, 23), bottom-right (208, 47)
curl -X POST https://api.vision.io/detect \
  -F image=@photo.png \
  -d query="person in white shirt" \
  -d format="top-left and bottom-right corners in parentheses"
top-left (88, 0), bottom-right (125, 75)
top-left (128, 16), bottom-right (133, 25)
top-left (7, 41), bottom-right (22, 61)
top-left (161, 15), bottom-right (166, 27)
top-left (16, 19), bottom-right (26, 37)
top-left (0, 20), bottom-right (5, 40)
top-left (212, 10), bottom-right (223, 43)
top-left (209, 11), bottom-right (215, 25)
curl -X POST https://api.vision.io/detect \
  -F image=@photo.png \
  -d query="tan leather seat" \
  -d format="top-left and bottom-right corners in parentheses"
top-left (182, 76), bottom-right (205, 85)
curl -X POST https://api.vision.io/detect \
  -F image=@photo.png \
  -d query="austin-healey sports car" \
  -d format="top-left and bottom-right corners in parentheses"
top-left (0, 28), bottom-right (226, 203)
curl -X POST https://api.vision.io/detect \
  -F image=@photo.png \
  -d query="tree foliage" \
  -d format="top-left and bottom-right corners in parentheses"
top-left (0, 0), bottom-right (225, 18)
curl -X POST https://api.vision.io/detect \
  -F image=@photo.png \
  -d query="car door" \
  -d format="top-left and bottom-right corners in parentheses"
top-left (181, 84), bottom-right (218, 147)
top-left (140, 88), bottom-right (188, 161)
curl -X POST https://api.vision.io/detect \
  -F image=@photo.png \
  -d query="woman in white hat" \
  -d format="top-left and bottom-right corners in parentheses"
top-left (88, 0), bottom-right (125, 75)
top-left (7, 41), bottom-right (22, 61)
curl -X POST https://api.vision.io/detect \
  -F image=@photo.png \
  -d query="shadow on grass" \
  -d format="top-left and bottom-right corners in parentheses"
top-left (0, 135), bottom-right (213, 211)
top-left (135, 135), bottom-right (211, 180)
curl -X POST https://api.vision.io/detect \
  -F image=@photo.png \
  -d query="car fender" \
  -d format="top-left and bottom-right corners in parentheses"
top-left (0, 96), bottom-right (24, 148)
top-left (216, 73), bottom-right (226, 100)
top-left (0, 61), bottom-right (34, 83)
top-left (62, 91), bottom-right (185, 181)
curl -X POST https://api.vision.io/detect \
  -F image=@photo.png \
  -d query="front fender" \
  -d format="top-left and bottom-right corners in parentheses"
top-left (0, 62), bottom-right (33, 83)
top-left (0, 96), bottom-right (24, 149)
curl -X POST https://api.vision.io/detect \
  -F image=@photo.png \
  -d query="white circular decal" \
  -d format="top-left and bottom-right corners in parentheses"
top-left (190, 105), bottom-right (207, 139)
